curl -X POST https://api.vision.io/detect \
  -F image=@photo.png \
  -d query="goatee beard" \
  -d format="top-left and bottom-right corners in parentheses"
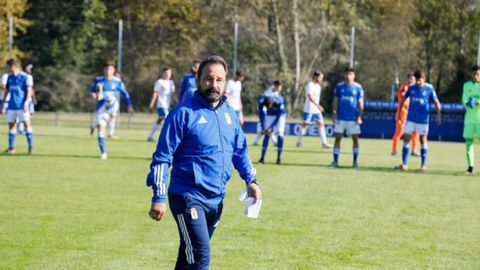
top-left (199, 87), bottom-right (222, 103)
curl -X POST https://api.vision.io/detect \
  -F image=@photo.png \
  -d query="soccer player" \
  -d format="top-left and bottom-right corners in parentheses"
top-left (252, 84), bottom-right (278, 146)
top-left (1, 72), bottom-right (9, 114)
top-left (146, 55), bottom-right (262, 269)
top-left (395, 69), bottom-right (441, 171)
top-left (462, 64), bottom-right (480, 174)
top-left (2, 59), bottom-right (34, 154)
top-left (178, 59), bottom-right (201, 103)
top-left (331, 66), bottom-right (364, 168)
top-left (147, 67), bottom-right (175, 142)
top-left (296, 70), bottom-right (332, 148)
top-left (391, 72), bottom-right (419, 156)
top-left (258, 80), bottom-right (286, 165)
top-left (224, 70), bottom-right (245, 125)
top-left (89, 61), bottom-right (134, 160)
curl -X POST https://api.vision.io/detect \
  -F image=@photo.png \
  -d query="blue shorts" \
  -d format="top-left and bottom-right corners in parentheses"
top-left (157, 108), bottom-right (169, 118)
top-left (303, 112), bottom-right (323, 124)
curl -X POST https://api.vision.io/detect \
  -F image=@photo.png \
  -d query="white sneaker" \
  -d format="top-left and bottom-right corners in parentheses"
top-left (101, 153), bottom-right (108, 160)
top-left (322, 143), bottom-right (333, 149)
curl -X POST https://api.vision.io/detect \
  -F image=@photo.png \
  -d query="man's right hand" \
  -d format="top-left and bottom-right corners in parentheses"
top-left (149, 202), bottom-right (167, 221)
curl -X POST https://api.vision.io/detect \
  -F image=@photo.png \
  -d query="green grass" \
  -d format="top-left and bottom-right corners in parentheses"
top-left (0, 125), bottom-right (479, 269)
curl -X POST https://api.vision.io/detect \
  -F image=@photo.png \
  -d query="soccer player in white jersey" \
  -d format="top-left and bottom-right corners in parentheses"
top-left (89, 61), bottom-right (134, 159)
top-left (147, 67), bottom-right (175, 142)
top-left (1, 72), bottom-right (8, 113)
top-left (296, 70), bottom-right (332, 148)
top-left (2, 59), bottom-right (34, 154)
top-left (224, 70), bottom-right (245, 125)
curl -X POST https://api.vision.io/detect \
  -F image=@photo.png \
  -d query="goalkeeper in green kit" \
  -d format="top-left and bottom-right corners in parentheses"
top-left (462, 64), bottom-right (480, 174)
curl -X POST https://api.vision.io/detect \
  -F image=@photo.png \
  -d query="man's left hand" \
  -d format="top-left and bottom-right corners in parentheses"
top-left (356, 116), bottom-right (363, 125)
top-left (127, 105), bottom-right (135, 114)
top-left (247, 182), bottom-right (262, 203)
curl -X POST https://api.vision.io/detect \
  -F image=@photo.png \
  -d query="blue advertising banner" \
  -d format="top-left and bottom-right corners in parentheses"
top-left (242, 101), bottom-right (466, 142)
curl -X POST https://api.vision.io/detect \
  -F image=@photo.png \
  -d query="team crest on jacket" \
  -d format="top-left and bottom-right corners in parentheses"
top-left (190, 207), bottom-right (198, 220)
top-left (224, 112), bottom-right (232, 125)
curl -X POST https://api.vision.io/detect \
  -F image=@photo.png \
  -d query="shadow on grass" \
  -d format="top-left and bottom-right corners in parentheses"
top-left (0, 152), bottom-right (150, 161)
top-left (254, 160), bottom-right (466, 177)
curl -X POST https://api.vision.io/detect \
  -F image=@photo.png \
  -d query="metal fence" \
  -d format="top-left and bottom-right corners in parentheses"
top-left (0, 112), bottom-right (157, 130)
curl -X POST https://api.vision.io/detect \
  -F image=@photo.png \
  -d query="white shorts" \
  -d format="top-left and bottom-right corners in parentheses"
top-left (264, 115), bottom-right (286, 137)
top-left (6, 110), bottom-right (31, 123)
top-left (334, 120), bottom-right (361, 135)
top-left (96, 102), bottom-right (119, 126)
top-left (404, 121), bottom-right (429, 136)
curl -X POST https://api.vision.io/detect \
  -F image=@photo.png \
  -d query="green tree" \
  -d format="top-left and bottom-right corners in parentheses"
top-left (0, 0), bottom-right (30, 64)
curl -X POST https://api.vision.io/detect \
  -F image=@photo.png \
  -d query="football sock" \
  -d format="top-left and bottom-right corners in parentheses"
top-left (261, 135), bottom-right (269, 159)
top-left (353, 147), bottom-right (359, 163)
top-left (333, 147), bottom-right (340, 163)
top-left (277, 136), bottom-right (284, 160)
top-left (402, 141), bottom-right (410, 165)
top-left (26, 127), bottom-right (33, 147)
top-left (466, 139), bottom-right (474, 167)
top-left (420, 143), bottom-right (428, 166)
top-left (148, 123), bottom-right (159, 139)
top-left (253, 126), bottom-right (262, 145)
top-left (270, 135), bottom-right (277, 145)
top-left (98, 131), bottom-right (106, 154)
top-left (320, 126), bottom-right (328, 145)
top-left (392, 129), bottom-right (402, 152)
top-left (297, 127), bottom-right (306, 144)
top-left (108, 120), bottom-right (116, 136)
top-left (8, 129), bottom-right (16, 149)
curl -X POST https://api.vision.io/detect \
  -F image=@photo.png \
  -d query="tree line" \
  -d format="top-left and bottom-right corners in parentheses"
top-left (2, 0), bottom-right (480, 115)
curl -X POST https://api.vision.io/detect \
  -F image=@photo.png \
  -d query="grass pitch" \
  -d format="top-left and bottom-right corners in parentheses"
top-left (0, 125), bottom-right (479, 269)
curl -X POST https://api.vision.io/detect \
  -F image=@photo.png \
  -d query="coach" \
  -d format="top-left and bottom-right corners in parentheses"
top-left (146, 55), bottom-right (262, 269)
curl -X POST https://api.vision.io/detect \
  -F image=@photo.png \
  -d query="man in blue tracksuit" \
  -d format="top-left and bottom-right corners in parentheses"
top-left (146, 55), bottom-right (262, 270)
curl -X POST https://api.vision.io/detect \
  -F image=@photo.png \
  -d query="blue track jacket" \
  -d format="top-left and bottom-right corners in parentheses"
top-left (146, 93), bottom-right (256, 204)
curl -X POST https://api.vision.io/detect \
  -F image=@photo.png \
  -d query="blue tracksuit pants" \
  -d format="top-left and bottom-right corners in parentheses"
top-left (169, 193), bottom-right (223, 270)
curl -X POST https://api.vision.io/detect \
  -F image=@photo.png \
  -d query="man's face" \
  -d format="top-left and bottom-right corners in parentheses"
top-left (104, 66), bottom-right (115, 77)
top-left (314, 74), bottom-right (323, 84)
top-left (408, 75), bottom-right (415, 84)
top-left (8, 64), bottom-right (18, 73)
top-left (473, 70), bottom-right (480, 83)
top-left (345, 71), bottom-right (355, 83)
top-left (162, 69), bottom-right (172, 80)
top-left (273, 85), bottom-right (283, 92)
top-left (191, 62), bottom-right (200, 75)
top-left (236, 75), bottom-right (245, 82)
top-left (197, 63), bottom-right (227, 104)
top-left (416, 76), bottom-right (425, 86)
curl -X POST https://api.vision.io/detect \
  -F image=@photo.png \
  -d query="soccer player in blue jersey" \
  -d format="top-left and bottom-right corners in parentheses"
top-left (178, 59), bottom-right (201, 103)
top-left (89, 61), bottom-right (134, 159)
top-left (2, 59), bottom-right (34, 154)
top-left (395, 70), bottom-right (441, 171)
top-left (146, 55), bottom-right (262, 269)
top-left (331, 67), bottom-right (364, 168)
top-left (258, 80), bottom-right (286, 165)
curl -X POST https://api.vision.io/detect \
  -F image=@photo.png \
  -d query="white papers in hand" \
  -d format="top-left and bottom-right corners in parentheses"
top-left (238, 188), bottom-right (262, 219)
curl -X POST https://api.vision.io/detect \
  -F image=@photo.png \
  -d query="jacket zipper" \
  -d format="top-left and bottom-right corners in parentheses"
top-left (214, 109), bottom-right (225, 192)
